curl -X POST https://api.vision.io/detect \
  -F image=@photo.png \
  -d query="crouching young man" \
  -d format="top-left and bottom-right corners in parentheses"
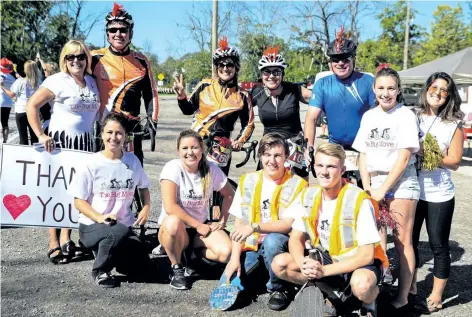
top-left (271, 144), bottom-right (389, 317)
top-left (222, 133), bottom-right (307, 310)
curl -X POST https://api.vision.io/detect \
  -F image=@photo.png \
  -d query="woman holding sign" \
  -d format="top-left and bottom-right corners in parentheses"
top-left (26, 40), bottom-right (100, 264)
top-left (69, 112), bottom-right (151, 288)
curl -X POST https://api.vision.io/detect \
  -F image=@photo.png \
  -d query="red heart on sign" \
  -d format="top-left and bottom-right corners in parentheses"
top-left (3, 194), bottom-right (31, 220)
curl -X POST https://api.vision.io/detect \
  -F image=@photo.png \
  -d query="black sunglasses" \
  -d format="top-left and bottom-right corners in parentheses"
top-left (217, 62), bottom-right (235, 69)
top-left (65, 54), bottom-right (86, 62)
top-left (107, 27), bottom-right (129, 34)
top-left (330, 56), bottom-right (353, 63)
top-left (262, 69), bottom-right (282, 77)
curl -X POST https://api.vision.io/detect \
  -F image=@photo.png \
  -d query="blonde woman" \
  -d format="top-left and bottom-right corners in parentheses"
top-left (158, 129), bottom-right (234, 290)
top-left (1, 60), bottom-right (41, 145)
top-left (26, 40), bottom-right (100, 264)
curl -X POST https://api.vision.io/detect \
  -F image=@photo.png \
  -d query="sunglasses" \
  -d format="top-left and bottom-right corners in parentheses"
top-left (65, 54), bottom-right (86, 62)
top-left (428, 85), bottom-right (449, 98)
top-left (217, 62), bottom-right (235, 69)
top-left (330, 56), bottom-right (353, 63)
top-left (107, 27), bottom-right (129, 34)
top-left (262, 69), bottom-right (282, 77)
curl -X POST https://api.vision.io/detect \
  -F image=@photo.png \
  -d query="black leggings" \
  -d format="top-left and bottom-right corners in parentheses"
top-left (412, 198), bottom-right (455, 279)
top-left (15, 112), bottom-right (38, 145)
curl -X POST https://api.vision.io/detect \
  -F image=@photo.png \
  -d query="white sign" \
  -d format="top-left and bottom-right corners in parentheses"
top-left (1, 144), bottom-right (92, 229)
top-left (157, 80), bottom-right (164, 87)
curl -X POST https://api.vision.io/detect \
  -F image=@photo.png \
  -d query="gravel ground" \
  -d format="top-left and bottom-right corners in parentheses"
top-left (2, 96), bottom-right (472, 317)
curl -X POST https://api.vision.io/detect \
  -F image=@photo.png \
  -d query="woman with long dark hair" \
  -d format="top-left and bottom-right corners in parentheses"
top-left (410, 72), bottom-right (464, 313)
top-left (158, 129), bottom-right (234, 290)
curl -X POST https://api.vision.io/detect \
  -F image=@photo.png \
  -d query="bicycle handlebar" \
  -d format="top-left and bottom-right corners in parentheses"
top-left (235, 140), bottom-right (258, 168)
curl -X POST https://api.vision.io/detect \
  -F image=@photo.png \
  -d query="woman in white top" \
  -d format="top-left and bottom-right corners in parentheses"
top-left (26, 40), bottom-right (100, 265)
top-left (352, 66), bottom-right (420, 313)
top-left (410, 72), bottom-right (464, 313)
top-left (0, 57), bottom-right (16, 143)
top-left (69, 112), bottom-right (151, 288)
top-left (1, 60), bottom-right (41, 145)
top-left (158, 129), bottom-right (234, 290)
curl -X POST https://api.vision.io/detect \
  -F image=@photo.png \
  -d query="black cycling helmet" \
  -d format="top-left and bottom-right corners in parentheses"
top-left (212, 37), bottom-right (240, 71)
top-left (326, 26), bottom-right (357, 58)
top-left (105, 3), bottom-right (134, 29)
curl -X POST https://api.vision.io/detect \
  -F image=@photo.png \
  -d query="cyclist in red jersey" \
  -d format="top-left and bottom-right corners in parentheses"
top-left (91, 3), bottom-right (159, 164)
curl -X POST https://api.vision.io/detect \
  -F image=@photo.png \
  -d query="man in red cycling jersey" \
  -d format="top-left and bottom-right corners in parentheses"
top-left (91, 2), bottom-right (159, 164)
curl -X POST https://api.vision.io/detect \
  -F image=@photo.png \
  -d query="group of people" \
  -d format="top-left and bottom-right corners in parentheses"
top-left (0, 2), bottom-right (465, 317)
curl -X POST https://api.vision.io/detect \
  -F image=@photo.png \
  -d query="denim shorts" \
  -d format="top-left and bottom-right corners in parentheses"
top-left (370, 164), bottom-right (420, 200)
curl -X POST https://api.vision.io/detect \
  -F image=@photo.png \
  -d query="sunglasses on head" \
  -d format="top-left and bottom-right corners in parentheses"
top-left (107, 27), bottom-right (129, 34)
top-left (262, 69), bottom-right (282, 77)
top-left (428, 85), bottom-right (449, 98)
top-left (330, 56), bottom-right (353, 63)
top-left (217, 62), bottom-right (235, 69)
top-left (65, 54), bottom-right (86, 62)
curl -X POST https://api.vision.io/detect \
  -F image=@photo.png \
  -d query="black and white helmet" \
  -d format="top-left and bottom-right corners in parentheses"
top-left (258, 46), bottom-right (288, 70)
top-left (326, 26), bottom-right (357, 58)
top-left (105, 3), bottom-right (134, 29)
top-left (212, 37), bottom-right (240, 70)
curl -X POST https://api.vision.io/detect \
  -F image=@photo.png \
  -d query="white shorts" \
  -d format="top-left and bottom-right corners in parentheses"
top-left (370, 164), bottom-right (420, 200)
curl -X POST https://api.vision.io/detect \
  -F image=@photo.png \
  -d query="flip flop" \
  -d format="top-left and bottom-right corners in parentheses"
top-left (47, 247), bottom-right (68, 265)
top-left (292, 282), bottom-right (324, 317)
top-left (209, 284), bottom-right (240, 311)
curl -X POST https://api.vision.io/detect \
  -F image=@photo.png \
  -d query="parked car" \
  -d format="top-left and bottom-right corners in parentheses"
top-left (403, 87), bottom-right (419, 106)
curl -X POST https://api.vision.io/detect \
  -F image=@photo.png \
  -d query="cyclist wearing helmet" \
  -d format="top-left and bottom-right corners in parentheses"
top-left (91, 2), bottom-right (159, 165)
top-left (304, 26), bottom-right (375, 161)
top-left (251, 46), bottom-right (312, 178)
top-left (173, 37), bottom-right (255, 175)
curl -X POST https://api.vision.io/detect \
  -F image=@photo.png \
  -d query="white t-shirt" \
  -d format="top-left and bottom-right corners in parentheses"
top-left (0, 73), bottom-right (16, 108)
top-left (229, 174), bottom-right (292, 222)
top-left (288, 194), bottom-right (380, 250)
top-left (352, 104), bottom-right (419, 172)
top-left (41, 72), bottom-right (99, 150)
top-left (158, 159), bottom-right (227, 225)
top-left (418, 115), bottom-right (458, 202)
top-left (69, 152), bottom-right (151, 227)
top-left (10, 78), bottom-right (41, 113)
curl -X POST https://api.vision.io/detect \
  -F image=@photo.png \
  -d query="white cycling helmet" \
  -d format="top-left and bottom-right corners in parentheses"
top-left (212, 37), bottom-right (240, 70)
top-left (258, 46), bottom-right (288, 70)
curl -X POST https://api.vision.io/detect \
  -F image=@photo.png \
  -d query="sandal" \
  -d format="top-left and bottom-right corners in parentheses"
top-left (47, 247), bottom-right (69, 265)
top-left (426, 297), bottom-right (443, 313)
top-left (61, 240), bottom-right (84, 258)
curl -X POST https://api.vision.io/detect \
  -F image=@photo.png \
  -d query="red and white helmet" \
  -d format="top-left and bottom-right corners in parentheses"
top-left (212, 37), bottom-right (240, 70)
top-left (258, 46), bottom-right (288, 70)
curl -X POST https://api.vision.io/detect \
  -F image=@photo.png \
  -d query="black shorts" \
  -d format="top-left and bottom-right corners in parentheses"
top-left (1, 107), bottom-right (11, 127)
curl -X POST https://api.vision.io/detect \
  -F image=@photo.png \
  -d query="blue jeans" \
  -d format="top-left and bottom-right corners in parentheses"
top-left (241, 233), bottom-right (289, 292)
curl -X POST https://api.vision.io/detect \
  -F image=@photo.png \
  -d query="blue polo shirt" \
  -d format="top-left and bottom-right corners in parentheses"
top-left (309, 71), bottom-right (376, 147)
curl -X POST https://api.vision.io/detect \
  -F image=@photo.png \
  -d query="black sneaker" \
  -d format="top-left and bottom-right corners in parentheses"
top-left (184, 264), bottom-right (199, 278)
top-left (170, 264), bottom-right (189, 290)
top-left (268, 290), bottom-right (289, 311)
top-left (94, 272), bottom-right (117, 288)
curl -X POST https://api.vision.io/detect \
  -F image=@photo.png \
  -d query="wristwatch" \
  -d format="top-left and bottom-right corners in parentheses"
top-left (251, 222), bottom-right (260, 233)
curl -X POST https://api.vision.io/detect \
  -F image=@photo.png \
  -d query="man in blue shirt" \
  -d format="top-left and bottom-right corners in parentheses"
top-left (304, 27), bottom-right (375, 161)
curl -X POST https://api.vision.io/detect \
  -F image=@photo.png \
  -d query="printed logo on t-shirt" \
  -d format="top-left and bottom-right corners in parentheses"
top-left (319, 219), bottom-right (331, 246)
top-left (181, 188), bottom-right (206, 208)
top-left (98, 178), bottom-right (134, 199)
top-left (366, 127), bottom-right (394, 148)
top-left (261, 199), bottom-right (271, 222)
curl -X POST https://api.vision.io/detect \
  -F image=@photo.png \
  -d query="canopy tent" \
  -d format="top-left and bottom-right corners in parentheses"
top-left (399, 47), bottom-right (472, 84)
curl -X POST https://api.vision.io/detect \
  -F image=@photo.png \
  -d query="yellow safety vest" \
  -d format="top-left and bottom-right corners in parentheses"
top-left (301, 183), bottom-right (389, 271)
top-left (239, 170), bottom-right (307, 251)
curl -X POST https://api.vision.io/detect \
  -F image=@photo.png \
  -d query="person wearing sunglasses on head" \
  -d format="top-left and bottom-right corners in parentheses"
top-left (304, 26), bottom-right (376, 161)
top-left (173, 36), bottom-right (255, 176)
top-left (25, 39), bottom-right (100, 265)
top-left (90, 2), bottom-right (159, 165)
top-left (251, 46), bottom-right (312, 179)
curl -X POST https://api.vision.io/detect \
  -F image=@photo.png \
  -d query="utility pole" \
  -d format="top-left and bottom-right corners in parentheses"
top-left (211, 0), bottom-right (218, 77)
top-left (403, 0), bottom-right (411, 70)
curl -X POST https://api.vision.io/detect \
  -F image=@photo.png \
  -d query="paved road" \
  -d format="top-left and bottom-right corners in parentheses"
top-left (2, 96), bottom-right (472, 317)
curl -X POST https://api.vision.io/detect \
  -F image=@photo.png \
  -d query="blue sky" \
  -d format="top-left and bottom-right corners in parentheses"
top-left (81, 1), bottom-right (468, 62)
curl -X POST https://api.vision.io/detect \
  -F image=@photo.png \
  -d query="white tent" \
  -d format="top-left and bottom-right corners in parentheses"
top-left (399, 47), bottom-right (472, 85)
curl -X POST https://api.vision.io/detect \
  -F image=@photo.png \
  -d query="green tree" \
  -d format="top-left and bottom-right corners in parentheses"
top-left (413, 5), bottom-right (472, 65)
top-left (181, 51), bottom-right (212, 84)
